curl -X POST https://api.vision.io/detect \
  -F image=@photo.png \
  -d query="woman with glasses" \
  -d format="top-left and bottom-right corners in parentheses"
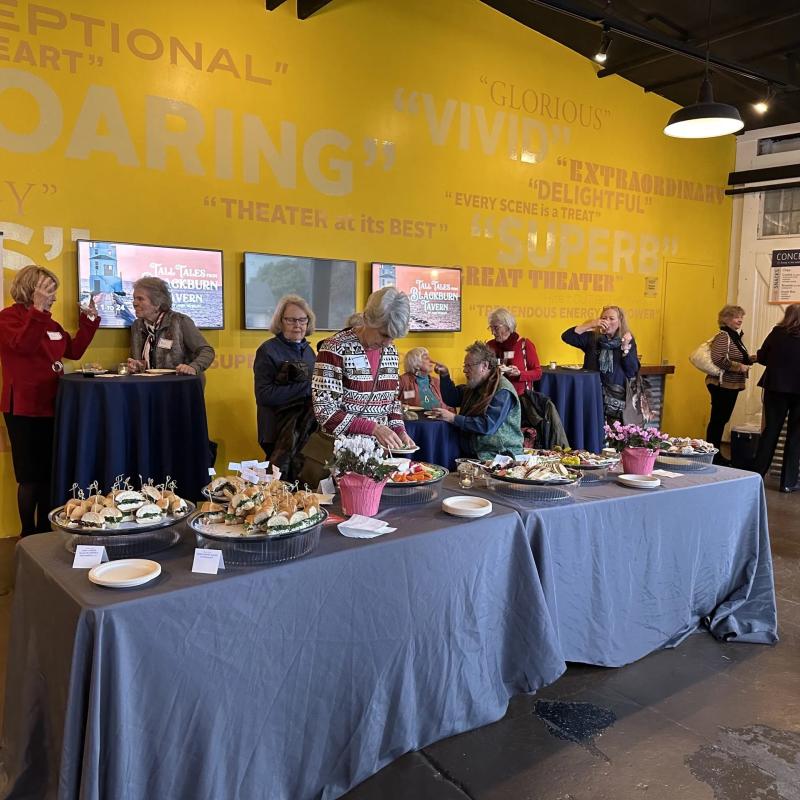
top-left (429, 341), bottom-right (523, 460)
top-left (312, 287), bottom-right (415, 451)
top-left (254, 295), bottom-right (317, 471)
top-left (485, 308), bottom-right (542, 395)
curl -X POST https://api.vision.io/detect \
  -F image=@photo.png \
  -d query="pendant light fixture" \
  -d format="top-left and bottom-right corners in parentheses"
top-left (664, 0), bottom-right (743, 139)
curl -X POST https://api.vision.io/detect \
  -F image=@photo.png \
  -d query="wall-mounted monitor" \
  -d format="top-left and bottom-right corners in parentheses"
top-left (77, 240), bottom-right (224, 329)
top-left (371, 263), bottom-right (462, 332)
top-left (243, 252), bottom-right (357, 330)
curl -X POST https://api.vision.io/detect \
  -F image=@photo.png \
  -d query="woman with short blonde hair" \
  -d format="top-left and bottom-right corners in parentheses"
top-left (254, 294), bottom-right (317, 474)
top-left (1, 264), bottom-right (100, 534)
top-left (270, 294), bottom-right (316, 336)
top-left (486, 307), bottom-right (542, 395)
top-left (399, 347), bottom-right (453, 411)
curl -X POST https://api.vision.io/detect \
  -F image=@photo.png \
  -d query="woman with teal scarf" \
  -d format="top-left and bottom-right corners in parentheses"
top-left (561, 305), bottom-right (640, 421)
top-left (398, 347), bottom-right (453, 411)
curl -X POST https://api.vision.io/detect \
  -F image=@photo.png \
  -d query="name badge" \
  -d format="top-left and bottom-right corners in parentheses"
top-left (403, 390), bottom-right (415, 399)
top-left (503, 351), bottom-right (514, 361)
top-left (47, 331), bottom-right (63, 341)
top-left (158, 338), bottom-right (173, 350)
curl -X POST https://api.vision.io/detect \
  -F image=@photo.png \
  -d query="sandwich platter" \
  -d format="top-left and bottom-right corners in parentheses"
top-left (488, 461), bottom-right (581, 486)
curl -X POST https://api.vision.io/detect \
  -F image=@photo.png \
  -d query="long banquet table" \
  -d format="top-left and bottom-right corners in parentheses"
top-left (443, 466), bottom-right (777, 666)
top-left (0, 503), bottom-right (566, 800)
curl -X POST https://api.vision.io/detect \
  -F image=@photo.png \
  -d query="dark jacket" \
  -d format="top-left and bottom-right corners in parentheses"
top-left (561, 327), bottom-right (640, 386)
top-left (254, 334), bottom-right (316, 446)
top-left (757, 326), bottom-right (800, 395)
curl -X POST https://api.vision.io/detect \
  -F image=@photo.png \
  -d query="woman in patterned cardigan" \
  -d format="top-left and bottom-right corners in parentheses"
top-left (312, 287), bottom-right (415, 450)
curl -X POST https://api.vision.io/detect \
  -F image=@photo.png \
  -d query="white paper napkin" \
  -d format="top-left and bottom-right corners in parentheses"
top-left (651, 469), bottom-right (682, 478)
top-left (337, 514), bottom-right (397, 539)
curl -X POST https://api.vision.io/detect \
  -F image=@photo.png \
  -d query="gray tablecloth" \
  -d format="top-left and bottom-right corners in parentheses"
top-left (444, 466), bottom-right (778, 666)
top-left (0, 503), bottom-right (565, 800)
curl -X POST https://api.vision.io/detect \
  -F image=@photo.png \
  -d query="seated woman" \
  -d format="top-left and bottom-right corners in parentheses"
top-left (428, 341), bottom-right (523, 460)
top-left (127, 277), bottom-right (215, 375)
top-left (398, 347), bottom-right (453, 410)
top-left (486, 307), bottom-right (542, 394)
top-left (561, 305), bottom-right (640, 421)
top-left (253, 295), bottom-right (317, 475)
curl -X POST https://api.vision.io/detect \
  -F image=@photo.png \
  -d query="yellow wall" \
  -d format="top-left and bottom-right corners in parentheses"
top-left (0, 0), bottom-right (733, 534)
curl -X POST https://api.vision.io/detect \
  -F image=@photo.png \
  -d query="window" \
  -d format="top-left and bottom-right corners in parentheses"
top-left (761, 187), bottom-right (800, 237)
top-left (757, 133), bottom-right (800, 156)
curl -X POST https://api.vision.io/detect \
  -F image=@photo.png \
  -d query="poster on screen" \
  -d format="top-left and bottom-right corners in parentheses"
top-left (769, 249), bottom-right (800, 304)
top-left (77, 240), bottom-right (224, 329)
top-left (371, 263), bottom-right (461, 332)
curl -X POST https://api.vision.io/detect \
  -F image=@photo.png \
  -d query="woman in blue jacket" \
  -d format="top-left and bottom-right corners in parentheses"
top-left (254, 295), bottom-right (317, 474)
top-left (561, 305), bottom-right (640, 422)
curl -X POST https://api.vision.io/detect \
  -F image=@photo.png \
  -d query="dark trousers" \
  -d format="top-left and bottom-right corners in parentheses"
top-left (706, 383), bottom-right (740, 450)
top-left (752, 390), bottom-right (800, 490)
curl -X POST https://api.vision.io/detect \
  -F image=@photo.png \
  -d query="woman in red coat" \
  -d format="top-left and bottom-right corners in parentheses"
top-left (0, 265), bottom-right (100, 534)
top-left (485, 307), bottom-right (542, 395)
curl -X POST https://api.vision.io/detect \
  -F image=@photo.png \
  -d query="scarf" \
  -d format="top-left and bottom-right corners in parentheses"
top-left (596, 335), bottom-right (622, 375)
top-left (142, 311), bottom-right (165, 369)
top-left (461, 367), bottom-right (502, 417)
top-left (721, 325), bottom-right (750, 363)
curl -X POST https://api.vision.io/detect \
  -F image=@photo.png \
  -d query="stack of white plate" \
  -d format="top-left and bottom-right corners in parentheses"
top-left (442, 496), bottom-right (492, 518)
top-left (616, 474), bottom-right (661, 490)
top-left (88, 559), bottom-right (162, 588)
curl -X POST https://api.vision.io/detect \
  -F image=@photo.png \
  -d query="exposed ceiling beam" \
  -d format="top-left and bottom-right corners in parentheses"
top-left (297, 0), bottom-right (334, 19)
top-left (507, 0), bottom-right (796, 90)
top-left (643, 44), bottom-right (799, 94)
top-left (265, 0), bottom-right (333, 17)
top-left (597, 9), bottom-right (800, 79)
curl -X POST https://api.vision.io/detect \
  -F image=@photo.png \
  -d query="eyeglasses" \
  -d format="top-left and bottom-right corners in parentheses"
top-left (283, 317), bottom-right (309, 325)
top-left (488, 324), bottom-right (506, 332)
top-left (463, 360), bottom-right (484, 371)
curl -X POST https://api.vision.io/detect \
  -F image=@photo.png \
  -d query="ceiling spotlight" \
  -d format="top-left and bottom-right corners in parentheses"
top-left (753, 86), bottom-right (775, 114)
top-left (664, 1), bottom-right (743, 139)
top-left (594, 28), bottom-right (611, 63)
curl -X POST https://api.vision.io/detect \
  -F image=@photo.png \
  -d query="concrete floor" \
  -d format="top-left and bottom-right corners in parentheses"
top-left (0, 477), bottom-right (797, 800)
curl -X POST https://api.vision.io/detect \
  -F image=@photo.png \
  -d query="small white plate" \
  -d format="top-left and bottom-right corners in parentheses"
top-left (88, 559), bottom-right (161, 588)
top-left (442, 496), bottom-right (493, 517)
top-left (616, 474), bottom-right (661, 490)
top-left (145, 368), bottom-right (177, 375)
top-left (387, 445), bottom-right (420, 455)
top-left (405, 405), bottom-right (425, 412)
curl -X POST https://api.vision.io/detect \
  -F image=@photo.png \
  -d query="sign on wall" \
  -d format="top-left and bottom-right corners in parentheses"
top-left (769, 249), bottom-right (800, 304)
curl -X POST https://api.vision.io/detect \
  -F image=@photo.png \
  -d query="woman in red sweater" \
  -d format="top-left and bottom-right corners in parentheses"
top-left (485, 307), bottom-right (542, 395)
top-left (0, 265), bottom-right (100, 534)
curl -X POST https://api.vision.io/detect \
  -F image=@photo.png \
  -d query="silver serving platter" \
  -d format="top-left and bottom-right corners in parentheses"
top-left (49, 501), bottom-right (195, 535)
top-left (187, 507), bottom-right (328, 542)
top-left (489, 468), bottom-right (581, 486)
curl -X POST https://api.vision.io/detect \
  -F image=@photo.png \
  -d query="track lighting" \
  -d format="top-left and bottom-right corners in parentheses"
top-left (594, 28), bottom-right (611, 64)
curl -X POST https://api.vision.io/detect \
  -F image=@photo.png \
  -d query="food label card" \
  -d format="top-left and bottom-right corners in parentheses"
top-left (240, 467), bottom-right (260, 484)
top-left (192, 549), bottom-right (226, 574)
top-left (73, 546), bottom-right (108, 569)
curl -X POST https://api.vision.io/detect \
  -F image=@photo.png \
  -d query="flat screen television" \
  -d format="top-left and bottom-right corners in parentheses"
top-left (371, 263), bottom-right (462, 332)
top-left (243, 252), bottom-right (357, 330)
top-left (77, 240), bottom-right (224, 329)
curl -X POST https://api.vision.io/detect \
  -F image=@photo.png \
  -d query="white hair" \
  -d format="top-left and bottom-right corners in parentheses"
top-left (363, 287), bottom-right (410, 339)
top-left (488, 307), bottom-right (516, 333)
top-left (404, 347), bottom-right (429, 373)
